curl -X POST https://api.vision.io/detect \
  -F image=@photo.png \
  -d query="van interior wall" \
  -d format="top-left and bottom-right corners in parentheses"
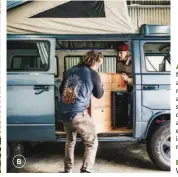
top-left (55, 49), bottom-right (117, 79)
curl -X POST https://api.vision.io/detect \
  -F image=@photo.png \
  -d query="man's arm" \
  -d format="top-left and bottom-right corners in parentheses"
top-left (92, 71), bottom-right (104, 99)
top-left (121, 73), bottom-right (133, 86)
top-left (127, 77), bottom-right (133, 86)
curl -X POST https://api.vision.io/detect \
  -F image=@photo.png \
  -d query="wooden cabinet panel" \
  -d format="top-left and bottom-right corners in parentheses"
top-left (111, 83), bottom-right (127, 91)
top-left (91, 91), bottom-right (111, 107)
top-left (111, 74), bottom-right (126, 86)
top-left (111, 74), bottom-right (127, 90)
top-left (102, 82), bottom-right (111, 90)
top-left (111, 74), bottom-right (122, 82)
top-left (99, 73), bottom-right (111, 83)
top-left (99, 73), bottom-right (127, 91)
top-left (94, 123), bottom-right (112, 134)
top-left (92, 107), bottom-right (111, 122)
top-left (89, 73), bottom-right (128, 133)
top-left (111, 83), bottom-right (120, 90)
top-left (92, 107), bottom-right (112, 133)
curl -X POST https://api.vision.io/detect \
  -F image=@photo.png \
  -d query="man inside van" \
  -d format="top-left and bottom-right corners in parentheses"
top-left (58, 50), bottom-right (104, 173)
top-left (116, 43), bottom-right (133, 89)
top-left (116, 43), bottom-right (133, 128)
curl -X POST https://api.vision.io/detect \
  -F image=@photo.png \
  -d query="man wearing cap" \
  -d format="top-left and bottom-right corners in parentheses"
top-left (116, 43), bottom-right (133, 91)
top-left (116, 43), bottom-right (133, 128)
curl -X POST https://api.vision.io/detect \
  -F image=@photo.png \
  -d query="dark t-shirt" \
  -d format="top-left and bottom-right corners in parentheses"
top-left (116, 61), bottom-right (133, 92)
top-left (59, 65), bottom-right (104, 121)
top-left (116, 61), bottom-right (132, 77)
top-left (59, 66), bottom-right (104, 99)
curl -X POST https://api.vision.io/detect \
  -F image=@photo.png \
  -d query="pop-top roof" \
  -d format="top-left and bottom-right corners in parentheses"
top-left (7, 0), bottom-right (136, 34)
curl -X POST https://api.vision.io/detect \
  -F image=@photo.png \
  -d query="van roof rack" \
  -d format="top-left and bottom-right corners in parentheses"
top-left (140, 24), bottom-right (170, 37)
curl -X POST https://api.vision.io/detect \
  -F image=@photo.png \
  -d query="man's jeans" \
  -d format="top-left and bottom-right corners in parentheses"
top-left (63, 111), bottom-right (98, 173)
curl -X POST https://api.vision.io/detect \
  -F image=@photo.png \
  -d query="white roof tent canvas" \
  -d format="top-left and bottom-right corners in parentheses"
top-left (7, 0), bottom-right (136, 34)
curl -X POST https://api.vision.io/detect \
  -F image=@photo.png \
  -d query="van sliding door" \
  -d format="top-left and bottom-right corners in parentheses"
top-left (140, 40), bottom-right (170, 138)
top-left (7, 38), bottom-right (56, 141)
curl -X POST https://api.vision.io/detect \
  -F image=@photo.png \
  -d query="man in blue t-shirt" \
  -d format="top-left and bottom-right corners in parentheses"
top-left (58, 50), bottom-right (104, 173)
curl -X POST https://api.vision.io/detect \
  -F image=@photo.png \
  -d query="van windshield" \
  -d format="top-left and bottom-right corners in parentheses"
top-left (7, 41), bottom-right (50, 71)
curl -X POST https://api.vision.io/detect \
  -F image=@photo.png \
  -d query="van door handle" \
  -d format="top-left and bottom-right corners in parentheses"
top-left (34, 85), bottom-right (50, 95)
top-left (142, 85), bottom-right (159, 90)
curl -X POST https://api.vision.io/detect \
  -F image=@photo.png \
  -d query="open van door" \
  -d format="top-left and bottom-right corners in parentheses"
top-left (7, 37), bottom-right (56, 141)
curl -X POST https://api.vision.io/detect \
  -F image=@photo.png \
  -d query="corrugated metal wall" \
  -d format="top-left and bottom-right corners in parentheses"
top-left (128, 0), bottom-right (170, 30)
top-left (65, 56), bottom-right (81, 71)
top-left (65, 56), bottom-right (116, 73)
top-left (98, 57), bottom-right (116, 73)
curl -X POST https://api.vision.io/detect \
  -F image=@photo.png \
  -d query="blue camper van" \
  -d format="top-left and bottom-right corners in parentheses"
top-left (7, 24), bottom-right (171, 171)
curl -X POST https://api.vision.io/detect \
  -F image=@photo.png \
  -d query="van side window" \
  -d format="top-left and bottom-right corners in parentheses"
top-left (144, 43), bottom-right (170, 72)
top-left (64, 56), bottom-right (116, 73)
top-left (7, 41), bottom-right (50, 71)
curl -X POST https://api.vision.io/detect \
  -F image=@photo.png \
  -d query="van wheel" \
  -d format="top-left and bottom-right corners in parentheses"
top-left (146, 121), bottom-right (170, 171)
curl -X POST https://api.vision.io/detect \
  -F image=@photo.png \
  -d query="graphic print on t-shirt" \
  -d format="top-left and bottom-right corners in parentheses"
top-left (62, 74), bottom-right (82, 104)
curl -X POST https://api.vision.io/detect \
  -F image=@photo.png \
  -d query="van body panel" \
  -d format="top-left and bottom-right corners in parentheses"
top-left (139, 40), bottom-right (170, 139)
top-left (7, 125), bottom-right (55, 141)
top-left (7, 38), bottom-right (56, 141)
top-left (132, 40), bottom-right (142, 138)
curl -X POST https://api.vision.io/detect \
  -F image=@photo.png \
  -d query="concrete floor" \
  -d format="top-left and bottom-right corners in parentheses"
top-left (8, 142), bottom-right (168, 173)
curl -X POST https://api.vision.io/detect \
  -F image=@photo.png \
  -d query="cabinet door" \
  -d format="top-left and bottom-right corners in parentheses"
top-left (99, 73), bottom-right (111, 82)
top-left (92, 107), bottom-right (112, 133)
top-left (111, 74), bottom-right (127, 90)
top-left (92, 91), bottom-right (111, 107)
top-left (111, 83), bottom-right (127, 91)
top-left (102, 82), bottom-right (111, 90)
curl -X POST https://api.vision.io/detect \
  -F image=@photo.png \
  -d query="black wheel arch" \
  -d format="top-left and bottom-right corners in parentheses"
top-left (146, 113), bottom-right (170, 140)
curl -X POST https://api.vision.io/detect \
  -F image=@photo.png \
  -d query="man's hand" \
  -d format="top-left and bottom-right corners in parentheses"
top-left (121, 73), bottom-right (129, 82)
top-left (122, 73), bottom-right (133, 86)
top-left (125, 57), bottom-right (131, 66)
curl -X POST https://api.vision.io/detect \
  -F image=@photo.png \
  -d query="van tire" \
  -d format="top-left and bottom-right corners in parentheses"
top-left (146, 121), bottom-right (170, 171)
